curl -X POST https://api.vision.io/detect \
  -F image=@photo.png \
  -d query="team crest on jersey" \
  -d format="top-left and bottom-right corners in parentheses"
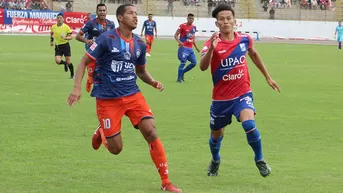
top-left (239, 43), bottom-right (246, 51)
top-left (136, 49), bottom-right (141, 58)
top-left (124, 51), bottom-right (131, 60)
top-left (90, 42), bottom-right (97, 51)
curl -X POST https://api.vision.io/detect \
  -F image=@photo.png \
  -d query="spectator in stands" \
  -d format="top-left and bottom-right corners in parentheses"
top-left (18, 0), bottom-right (26, 10)
top-left (167, 0), bottom-right (174, 14)
top-left (269, 7), bottom-right (275, 19)
top-left (262, 0), bottom-right (268, 11)
top-left (66, 1), bottom-right (72, 11)
top-left (0, 0), bottom-right (7, 8)
top-left (207, 0), bottom-right (214, 15)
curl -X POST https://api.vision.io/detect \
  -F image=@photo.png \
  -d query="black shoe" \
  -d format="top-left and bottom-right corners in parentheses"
top-left (207, 159), bottom-right (220, 176)
top-left (256, 160), bottom-right (271, 177)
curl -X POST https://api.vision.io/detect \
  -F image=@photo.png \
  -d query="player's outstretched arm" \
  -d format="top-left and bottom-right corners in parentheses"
top-left (67, 55), bottom-right (93, 106)
top-left (76, 31), bottom-right (91, 45)
top-left (135, 67), bottom-right (164, 92)
top-left (248, 47), bottom-right (281, 92)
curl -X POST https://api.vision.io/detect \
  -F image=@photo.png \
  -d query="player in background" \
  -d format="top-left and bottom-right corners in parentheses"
top-left (200, 4), bottom-right (280, 177)
top-left (140, 13), bottom-right (157, 56)
top-left (85, 12), bottom-right (93, 23)
top-left (83, 12), bottom-right (93, 46)
top-left (334, 21), bottom-right (343, 51)
top-left (50, 13), bottom-right (74, 79)
top-left (76, 3), bottom-right (115, 93)
top-left (174, 13), bottom-right (200, 83)
top-left (67, 4), bottom-right (182, 193)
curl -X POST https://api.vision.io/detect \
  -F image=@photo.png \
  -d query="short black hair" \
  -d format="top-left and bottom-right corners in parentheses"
top-left (188, 13), bottom-right (194, 17)
top-left (116, 4), bottom-right (134, 17)
top-left (57, 13), bottom-right (63, 17)
top-left (96, 3), bottom-right (107, 10)
top-left (148, 13), bottom-right (153, 16)
top-left (212, 4), bottom-right (235, 18)
top-left (116, 4), bottom-right (134, 23)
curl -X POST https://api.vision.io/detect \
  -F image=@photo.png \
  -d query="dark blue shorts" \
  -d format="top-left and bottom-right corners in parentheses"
top-left (210, 92), bottom-right (256, 130)
top-left (177, 47), bottom-right (196, 64)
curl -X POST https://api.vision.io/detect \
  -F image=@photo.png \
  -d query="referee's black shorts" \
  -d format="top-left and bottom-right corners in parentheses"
top-left (55, 42), bottom-right (71, 57)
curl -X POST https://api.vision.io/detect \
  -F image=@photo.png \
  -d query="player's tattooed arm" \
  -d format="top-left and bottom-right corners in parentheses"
top-left (248, 47), bottom-right (281, 92)
top-left (76, 31), bottom-right (93, 45)
top-left (136, 67), bottom-right (164, 91)
top-left (174, 29), bottom-right (183, 46)
top-left (67, 55), bottom-right (93, 106)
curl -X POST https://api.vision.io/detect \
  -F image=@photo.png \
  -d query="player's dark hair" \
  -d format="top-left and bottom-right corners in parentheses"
top-left (188, 13), bottom-right (194, 17)
top-left (148, 13), bottom-right (153, 16)
top-left (57, 13), bottom-right (63, 18)
top-left (212, 4), bottom-right (235, 18)
top-left (116, 4), bottom-right (134, 22)
top-left (96, 3), bottom-right (107, 11)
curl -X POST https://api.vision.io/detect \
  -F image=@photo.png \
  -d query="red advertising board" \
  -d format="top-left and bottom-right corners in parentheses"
top-left (64, 12), bottom-right (88, 28)
top-left (0, 9), bottom-right (4, 25)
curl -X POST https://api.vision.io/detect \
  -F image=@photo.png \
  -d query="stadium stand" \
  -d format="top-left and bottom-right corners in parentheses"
top-left (46, 0), bottom-right (343, 22)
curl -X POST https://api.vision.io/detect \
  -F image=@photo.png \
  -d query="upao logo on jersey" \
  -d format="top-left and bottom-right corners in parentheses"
top-left (111, 60), bottom-right (135, 73)
top-left (221, 55), bottom-right (246, 68)
top-left (222, 69), bottom-right (244, 81)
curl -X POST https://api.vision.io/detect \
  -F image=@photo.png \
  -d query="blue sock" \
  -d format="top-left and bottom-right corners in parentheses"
top-left (339, 42), bottom-right (342, 50)
top-left (183, 63), bottom-right (196, 74)
top-left (209, 135), bottom-right (223, 162)
top-left (242, 120), bottom-right (263, 162)
top-left (177, 63), bottom-right (185, 81)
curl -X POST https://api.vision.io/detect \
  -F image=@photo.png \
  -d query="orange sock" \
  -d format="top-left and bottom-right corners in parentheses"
top-left (148, 138), bottom-right (170, 185)
top-left (99, 126), bottom-right (108, 149)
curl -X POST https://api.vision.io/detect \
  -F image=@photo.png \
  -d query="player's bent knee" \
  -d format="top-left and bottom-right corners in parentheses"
top-left (211, 128), bottom-right (224, 139)
top-left (138, 118), bottom-right (157, 142)
top-left (242, 120), bottom-right (255, 131)
top-left (108, 146), bottom-right (122, 155)
top-left (242, 120), bottom-right (261, 143)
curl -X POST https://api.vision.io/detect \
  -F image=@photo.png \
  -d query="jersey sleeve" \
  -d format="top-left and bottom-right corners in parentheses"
top-left (79, 20), bottom-right (91, 35)
top-left (66, 25), bottom-right (72, 34)
top-left (154, 21), bottom-right (157, 28)
top-left (136, 40), bottom-right (147, 67)
top-left (201, 39), bottom-right (211, 56)
top-left (86, 34), bottom-right (107, 60)
top-left (247, 35), bottom-right (254, 49)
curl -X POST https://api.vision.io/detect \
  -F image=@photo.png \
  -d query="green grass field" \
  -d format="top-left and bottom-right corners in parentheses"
top-left (1, 35), bottom-right (343, 193)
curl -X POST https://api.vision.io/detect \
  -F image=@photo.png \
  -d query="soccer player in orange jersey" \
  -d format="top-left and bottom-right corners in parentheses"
top-left (68, 4), bottom-right (182, 193)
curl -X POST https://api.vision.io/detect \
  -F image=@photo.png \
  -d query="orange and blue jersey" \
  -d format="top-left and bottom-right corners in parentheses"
top-left (80, 18), bottom-right (115, 49)
top-left (178, 22), bottom-right (196, 48)
top-left (86, 28), bottom-right (147, 99)
top-left (202, 32), bottom-right (253, 101)
top-left (143, 20), bottom-right (156, 36)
